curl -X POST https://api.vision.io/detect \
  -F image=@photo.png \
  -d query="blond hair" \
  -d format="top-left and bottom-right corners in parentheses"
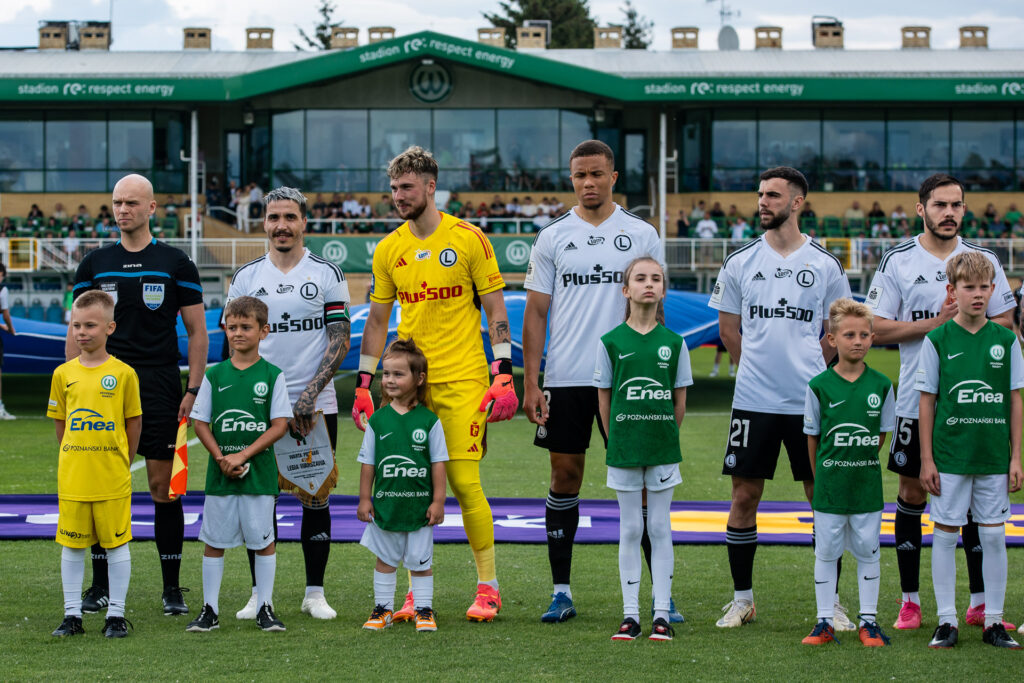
top-left (828, 297), bottom-right (873, 330)
top-left (387, 146), bottom-right (438, 181)
top-left (73, 290), bottom-right (115, 320)
top-left (945, 251), bottom-right (994, 286)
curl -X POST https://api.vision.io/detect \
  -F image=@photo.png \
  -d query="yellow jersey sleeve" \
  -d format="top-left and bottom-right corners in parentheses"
top-left (122, 365), bottom-right (142, 419)
top-left (460, 220), bottom-right (505, 296)
top-left (47, 364), bottom-right (67, 420)
top-left (369, 231), bottom-right (399, 304)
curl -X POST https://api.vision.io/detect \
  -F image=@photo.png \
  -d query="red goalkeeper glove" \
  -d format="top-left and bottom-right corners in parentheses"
top-left (352, 371), bottom-right (375, 431)
top-left (478, 359), bottom-right (517, 423)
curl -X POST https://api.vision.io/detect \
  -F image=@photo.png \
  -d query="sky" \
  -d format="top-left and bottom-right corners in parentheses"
top-left (1, 0), bottom-right (1022, 52)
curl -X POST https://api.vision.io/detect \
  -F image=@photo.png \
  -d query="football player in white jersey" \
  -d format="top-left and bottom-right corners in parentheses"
top-left (866, 174), bottom-right (1015, 631)
top-left (523, 140), bottom-right (667, 623)
top-left (709, 167), bottom-right (851, 628)
top-left (225, 187), bottom-right (351, 620)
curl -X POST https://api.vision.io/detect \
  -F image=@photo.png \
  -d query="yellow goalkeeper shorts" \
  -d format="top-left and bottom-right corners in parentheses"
top-left (56, 496), bottom-right (132, 549)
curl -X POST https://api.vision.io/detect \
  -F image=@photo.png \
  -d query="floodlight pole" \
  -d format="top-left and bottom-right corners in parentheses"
top-left (658, 112), bottom-right (667, 245)
top-left (189, 109), bottom-right (198, 262)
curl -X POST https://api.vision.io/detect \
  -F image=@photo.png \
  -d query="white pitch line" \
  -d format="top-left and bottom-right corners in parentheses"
top-left (130, 436), bottom-right (200, 471)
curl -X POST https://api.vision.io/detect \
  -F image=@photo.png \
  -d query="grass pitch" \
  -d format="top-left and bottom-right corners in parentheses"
top-left (3, 347), bottom-right (1024, 680)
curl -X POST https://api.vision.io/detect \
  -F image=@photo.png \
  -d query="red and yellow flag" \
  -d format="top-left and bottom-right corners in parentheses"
top-left (168, 417), bottom-right (188, 499)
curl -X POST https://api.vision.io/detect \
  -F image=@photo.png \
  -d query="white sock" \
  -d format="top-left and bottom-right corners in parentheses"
top-left (978, 524), bottom-right (1008, 627)
top-left (106, 543), bottom-right (130, 618)
top-left (203, 556), bottom-right (224, 614)
top-left (255, 554), bottom-right (276, 609)
top-left (482, 579), bottom-right (499, 590)
top-left (856, 557), bottom-right (880, 623)
top-left (411, 574), bottom-right (433, 610)
top-left (970, 592), bottom-right (985, 609)
top-left (931, 527), bottom-right (958, 626)
top-left (61, 546), bottom-right (86, 617)
top-left (814, 557), bottom-right (838, 620)
top-left (734, 589), bottom-right (753, 603)
top-left (374, 570), bottom-right (397, 610)
top-left (902, 591), bottom-right (920, 604)
top-left (305, 585), bottom-right (324, 598)
top-left (553, 583), bottom-right (571, 599)
top-left (616, 490), bottom-right (643, 620)
top-left (646, 487), bottom-right (675, 616)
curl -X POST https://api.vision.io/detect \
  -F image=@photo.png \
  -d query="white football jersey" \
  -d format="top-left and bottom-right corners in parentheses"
top-left (524, 204), bottom-right (664, 387)
top-left (709, 235), bottom-right (851, 414)
top-left (866, 235), bottom-right (1014, 418)
top-left (0, 285), bottom-right (7, 311)
top-left (227, 248), bottom-right (351, 413)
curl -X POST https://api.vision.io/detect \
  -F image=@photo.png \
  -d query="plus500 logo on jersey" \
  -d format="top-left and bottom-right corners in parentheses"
top-left (270, 316), bottom-right (325, 334)
top-left (379, 454), bottom-right (427, 478)
top-left (69, 408), bottom-right (116, 431)
top-left (215, 409), bottom-right (267, 433)
top-left (950, 380), bottom-right (1003, 404)
top-left (748, 301), bottom-right (814, 321)
top-left (397, 284), bottom-right (464, 304)
top-left (825, 422), bottom-right (880, 447)
top-left (618, 377), bottom-right (671, 400)
top-left (561, 268), bottom-right (622, 288)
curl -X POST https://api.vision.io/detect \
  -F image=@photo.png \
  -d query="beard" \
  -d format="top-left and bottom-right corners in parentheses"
top-left (923, 213), bottom-right (959, 241)
top-left (271, 231), bottom-right (296, 252)
top-left (759, 205), bottom-right (790, 231)
top-left (397, 197), bottom-right (427, 222)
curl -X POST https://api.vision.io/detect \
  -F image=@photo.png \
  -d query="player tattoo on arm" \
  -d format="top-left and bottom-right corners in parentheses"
top-left (489, 319), bottom-right (511, 345)
top-left (294, 320), bottom-right (351, 432)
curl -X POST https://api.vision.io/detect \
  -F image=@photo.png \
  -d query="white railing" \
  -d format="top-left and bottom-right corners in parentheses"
top-left (305, 216), bottom-right (549, 234)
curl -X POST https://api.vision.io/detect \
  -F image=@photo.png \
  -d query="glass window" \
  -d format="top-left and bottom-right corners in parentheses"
top-left (109, 119), bottom-right (153, 170)
top-left (300, 169), bottom-right (369, 193)
top-left (822, 116), bottom-right (885, 191)
top-left (1017, 114), bottom-right (1024, 169)
top-left (370, 110), bottom-right (430, 169)
top-left (559, 110), bottom-right (592, 166)
top-left (952, 111), bottom-right (1013, 169)
top-left (624, 132), bottom-right (645, 193)
top-left (0, 171), bottom-right (43, 192)
top-left (711, 113), bottom-right (755, 168)
top-left (887, 115), bottom-right (948, 169)
top-left (154, 112), bottom-right (185, 171)
top-left (434, 109), bottom-right (495, 168)
top-left (306, 110), bottom-right (367, 170)
top-left (271, 110), bottom-right (304, 171)
top-left (45, 171), bottom-right (107, 192)
top-left (497, 109), bottom-right (558, 170)
top-left (46, 119), bottom-right (106, 169)
top-left (0, 120), bottom-right (43, 169)
top-left (758, 115), bottom-right (820, 171)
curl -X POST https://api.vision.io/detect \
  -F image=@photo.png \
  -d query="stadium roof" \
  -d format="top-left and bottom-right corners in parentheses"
top-left (2, 30), bottom-right (1022, 104)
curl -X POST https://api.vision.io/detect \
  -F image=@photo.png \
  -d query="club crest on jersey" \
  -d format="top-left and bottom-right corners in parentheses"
top-left (658, 346), bottom-right (672, 361)
top-left (439, 248), bottom-right (458, 267)
top-left (412, 428), bottom-right (427, 444)
top-left (470, 423), bottom-right (480, 437)
top-left (142, 283), bottom-right (164, 310)
top-left (301, 282), bottom-right (318, 300)
top-left (796, 270), bottom-right (815, 288)
top-left (415, 249), bottom-right (431, 261)
top-left (614, 234), bottom-right (632, 251)
top-left (101, 375), bottom-right (117, 391)
top-left (254, 381), bottom-right (269, 397)
top-left (866, 285), bottom-right (882, 308)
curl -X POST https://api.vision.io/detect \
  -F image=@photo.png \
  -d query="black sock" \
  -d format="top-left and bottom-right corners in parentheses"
top-left (545, 490), bottom-right (580, 585)
top-left (249, 500), bottom-right (279, 587)
top-left (963, 512), bottom-right (985, 595)
top-left (894, 496), bottom-right (926, 594)
top-left (726, 525), bottom-right (757, 592)
top-left (301, 504), bottom-right (331, 587)
top-left (154, 499), bottom-right (184, 589)
top-left (641, 506), bottom-right (653, 575)
top-left (90, 543), bottom-right (109, 591)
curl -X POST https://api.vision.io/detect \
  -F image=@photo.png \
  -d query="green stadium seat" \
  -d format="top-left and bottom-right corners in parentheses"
top-left (821, 216), bottom-right (843, 237)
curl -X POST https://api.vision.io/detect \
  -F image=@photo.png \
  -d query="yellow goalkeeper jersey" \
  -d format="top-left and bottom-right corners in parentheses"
top-left (47, 356), bottom-right (142, 501)
top-left (371, 212), bottom-right (505, 383)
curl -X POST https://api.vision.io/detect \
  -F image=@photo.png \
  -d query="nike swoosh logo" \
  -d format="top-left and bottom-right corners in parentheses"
top-left (66, 381), bottom-right (78, 388)
top-left (660, 475), bottom-right (672, 483)
top-left (115, 529), bottom-right (127, 538)
top-left (218, 385), bottom-right (232, 392)
top-left (814, 580), bottom-right (828, 585)
top-left (420, 556), bottom-right (431, 565)
top-left (947, 352), bottom-right (964, 359)
top-left (1002, 507), bottom-right (1009, 514)
top-left (379, 432), bottom-right (392, 440)
top-left (263, 531), bottom-right (272, 540)
top-left (863, 575), bottom-right (879, 581)
top-left (618, 352), bottom-right (635, 359)
top-left (872, 546), bottom-right (879, 554)
top-left (627, 579), bottom-right (639, 585)
top-left (829, 400), bottom-right (845, 408)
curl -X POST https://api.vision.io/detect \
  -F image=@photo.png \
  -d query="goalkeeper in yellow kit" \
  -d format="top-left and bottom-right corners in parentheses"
top-left (353, 146), bottom-right (517, 622)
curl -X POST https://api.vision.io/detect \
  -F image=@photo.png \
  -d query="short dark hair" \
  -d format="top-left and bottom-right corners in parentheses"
top-left (569, 139), bottom-right (614, 166)
top-left (759, 167), bottom-right (809, 198)
top-left (918, 173), bottom-right (965, 205)
top-left (224, 296), bottom-right (269, 327)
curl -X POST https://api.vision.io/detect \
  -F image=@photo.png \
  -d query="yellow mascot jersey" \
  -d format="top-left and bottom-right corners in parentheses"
top-left (47, 356), bottom-right (142, 501)
top-left (371, 212), bottom-right (505, 383)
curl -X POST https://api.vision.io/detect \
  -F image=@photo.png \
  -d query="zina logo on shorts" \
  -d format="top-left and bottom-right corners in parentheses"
top-left (379, 454), bottom-right (427, 478)
top-left (617, 377), bottom-right (670, 400)
top-left (68, 408), bottom-right (115, 432)
top-left (215, 409), bottom-right (267, 433)
top-left (949, 380), bottom-right (1003, 404)
top-left (825, 422), bottom-right (880, 447)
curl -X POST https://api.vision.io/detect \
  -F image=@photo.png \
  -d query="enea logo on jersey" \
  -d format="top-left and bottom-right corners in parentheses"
top-left (142, 283), bottom-right (164, 310)
top-left (378, 454), bottom-right (427, 479)
top-left (214, 409), bottom-right (267, 433)
top-left (68, 408), bottom-right (116, 432)
top-left (748, 298), bottom-right (814, 322)
top-left (617, 377), bottom-right (671, 401)
top-left (949, 380), bottom-right (1004, 404)
top-left (397, 282), bottom-right (464, 304)
top-left (561, 264), bottom-right (623, 288)
top-left (825, 422), bottom-right (880, 448)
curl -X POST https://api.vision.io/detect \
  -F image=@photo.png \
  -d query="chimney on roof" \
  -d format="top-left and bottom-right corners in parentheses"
top-left (38, 21), bottom-right (68, 50)
top-left (79, 21), bottom-right (110, 50)
top-left (183, 27), bottom-right (211, 50)
top-left (368, 27), bottom-right (395, 43)
top-left (812, 16), bottom-right (843, 49)
top-left (901, 26), bottom-right (930, 49)
top-left (754, 26), bottom-right (782, 49)
top-left (671, 27), bottom-right (698, 49)
top-left (330, 26), bottom-right (358, 49)
top-left (594, 25), bottom-right (623, 49)
top-left (959, 25), bottom-right (988, 48)
top-left (246, 27), bottom-right (273, 50)
top-left (518, 20), bottom-right (551, 49)
top-left (478, 27), bottom-right (505, 46)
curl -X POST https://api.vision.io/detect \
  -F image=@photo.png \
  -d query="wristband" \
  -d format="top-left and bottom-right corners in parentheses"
top-left (491, 342), bottom-right (511, 361)
top-left (491, 359), bottom-right (513, 375)
top-left (358, 353), bottom-right (380, 374)
top-left (185, 386), bottom-right (199, 396)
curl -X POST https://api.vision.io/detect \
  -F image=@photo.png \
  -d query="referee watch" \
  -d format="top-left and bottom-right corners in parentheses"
top-left (185, 386), bottom-right (200, 397)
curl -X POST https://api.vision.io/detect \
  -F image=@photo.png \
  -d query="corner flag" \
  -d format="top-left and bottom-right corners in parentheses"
top-left (168, 417), bottom-right (188, 499)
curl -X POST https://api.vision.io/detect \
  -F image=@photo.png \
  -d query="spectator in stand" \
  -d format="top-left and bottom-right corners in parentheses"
top-left (27, 204), bottom-right (44, 226)
top-left (519, 196), bottom-right (539, 220)
top-left (868, 201), bottom-right (889, 237)
top-left (726, 204), bottom-right (741, 221)
top-left (709, 201), bottom-right (726, 219)
top-left (164, 196), bottom-right (178, 217)
top-left (891, 204), bottom-right (908, 223)
top-left (731, 216), bottom-right (751, 241)
top-left (446, 192), bottom-right (464, 216)
top-left (1010, 215), bottom-right (1024, 237)
top-left (695, 215), bottom-right (719, 239)
top-left (490, 195), bottom-right (506, 217)
top-left (892, 218), bottom-right (910, 238)
top-left (676, 210), bottom-right (690, 237)
top-left (800, 201), bottom-right (817, 221)
top-left (206, 179), bottom-right (226, 223)
top-left (226, 180), bottom-right (239, 216)
top-left (62, 228), bottom-right (81, 261)
top-left (476, 204), bottom-right (491, 232)
top-left (533, 199), bottom-right (551, 232)
top-left (690, 200), bottom-right (706, 223)
top-left (46, 217), bottom-right (60, 234)
top-left (506, 196), bottom-right (521, 218)
top-left (1, 217), bottom-right (12, 236)
top-left (235, 185), bottom-right (251, 229)
top-left (977, 225), bottom-right (989, 239)
top-left (73, 205), bottom-right (91, 230)
top-left (983, 202), bottom-right (999, 226)
top-left (354, 197), bottom-right (373, 234)
top-left (807, 227), bottom-right (820, 242)
top-left (97, 205), bottom-right (113, 222)
top-left (550, 196), bottom-right (565, 215)
top-left (97, 217), bottom-right (114, 236)
top-left (342, 193), bottom-right (360, 219)
top-left (248, 183), bottom-right (264, 220)
top-left (312, 194), bottom-right (328, 217)
top-left (52, 202), bottom-right (68, 222)
top-left (843, 200), bottom-right (865, 228)
top-left (63, 283), bottom-right (73, 323)
top-left (1004, 204), bottom-right (1021, 230)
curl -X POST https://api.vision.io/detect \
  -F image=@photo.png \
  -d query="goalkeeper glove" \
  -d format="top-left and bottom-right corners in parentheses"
top-left (352, 371), bottom-right (376, 430)
top-left (478, 359), bottom-right (517, 422)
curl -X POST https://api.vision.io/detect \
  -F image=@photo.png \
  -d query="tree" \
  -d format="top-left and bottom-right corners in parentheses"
top-left (294, 0), bottom-right (340, 51)
top-left (621, 0), bottom-right (652, 49)
top-left (483, 0), bottom-right (596, 50)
